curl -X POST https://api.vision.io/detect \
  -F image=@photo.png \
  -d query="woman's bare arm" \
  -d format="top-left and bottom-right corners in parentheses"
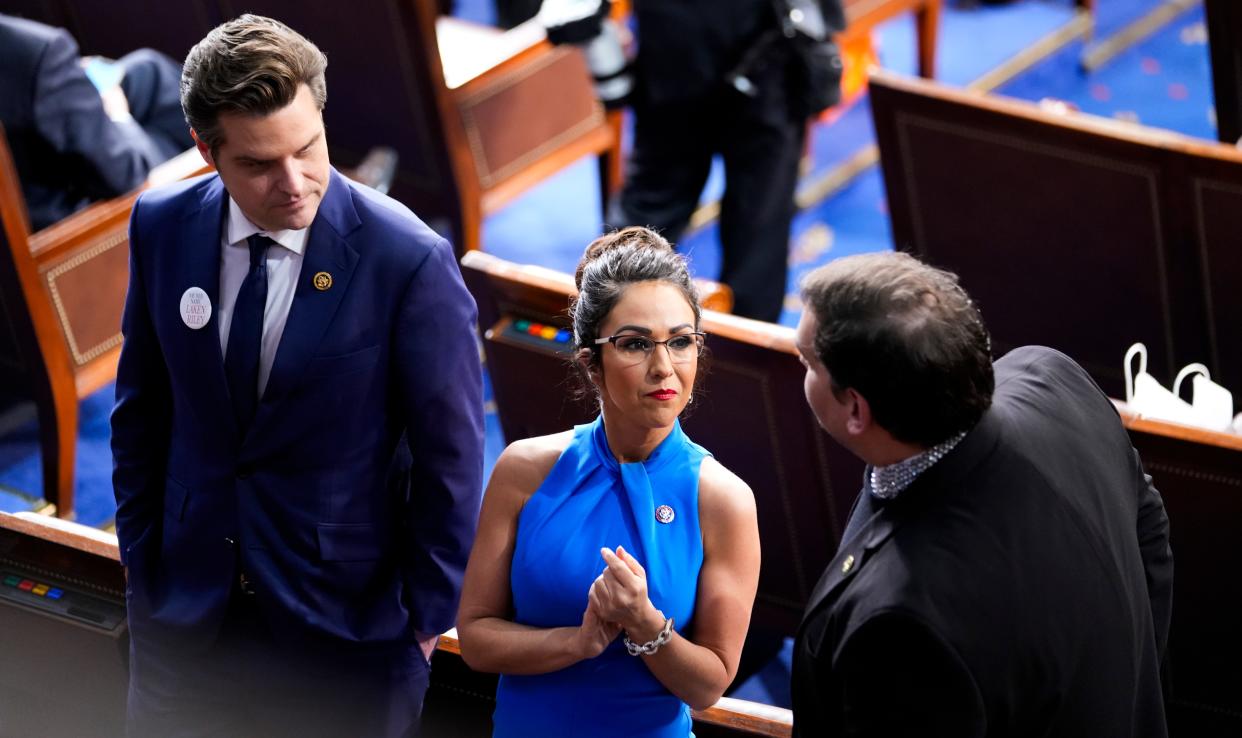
top-left (456, 433), bottom-right (622, 674)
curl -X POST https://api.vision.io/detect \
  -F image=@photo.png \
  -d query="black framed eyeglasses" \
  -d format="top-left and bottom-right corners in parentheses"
top-left (593, 332), bottom-right (706, 365)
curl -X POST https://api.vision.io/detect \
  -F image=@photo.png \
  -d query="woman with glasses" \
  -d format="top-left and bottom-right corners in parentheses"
top-left (456, 227), bottom-right (762, 737)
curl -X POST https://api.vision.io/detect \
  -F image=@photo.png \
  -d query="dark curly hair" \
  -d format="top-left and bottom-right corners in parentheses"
top-left (569, 227), bottom-right (706, 406)
top-left (800, 252), bottom-right (993, 447)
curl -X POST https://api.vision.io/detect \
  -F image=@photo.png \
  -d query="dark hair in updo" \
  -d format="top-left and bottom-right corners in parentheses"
top-left (570, 227), bottom-right (704, 400)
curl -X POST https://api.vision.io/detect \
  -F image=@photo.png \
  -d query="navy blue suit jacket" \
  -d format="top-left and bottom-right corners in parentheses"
top-left (0, 14), bottom-right (164, 230)
top-left (111, 168), bottom-right (484, 657)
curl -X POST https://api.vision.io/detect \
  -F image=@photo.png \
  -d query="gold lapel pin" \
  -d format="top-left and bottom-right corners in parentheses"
top-left (841, 554), bottom-right (856, 574)
top-left (312, 271), bottom-right (333, 291)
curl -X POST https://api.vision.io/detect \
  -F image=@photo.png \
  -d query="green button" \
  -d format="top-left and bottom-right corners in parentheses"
top-left (2, 575), bottom-right (19, 587)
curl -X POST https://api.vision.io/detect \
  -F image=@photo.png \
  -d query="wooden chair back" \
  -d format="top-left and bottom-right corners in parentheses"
top-left (461, 250), bottom-right (865, 637)
top-left (0, 122), bottom-right (204, 518)
top-left (870, 70), bottom-right (1241, 399)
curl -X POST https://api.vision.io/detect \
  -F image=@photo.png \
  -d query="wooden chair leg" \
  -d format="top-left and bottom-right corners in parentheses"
top-left (34, 378), bottom-right (76, 519)
top-left (916, 0), bottom-right (943, 79)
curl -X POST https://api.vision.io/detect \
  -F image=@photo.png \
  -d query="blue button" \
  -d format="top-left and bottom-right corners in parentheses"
top-left (46, 588), bottom-right (63, 600)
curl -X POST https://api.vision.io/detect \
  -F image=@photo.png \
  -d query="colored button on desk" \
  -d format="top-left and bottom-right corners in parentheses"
top-left (32, 584), bottom-right (49, 596)
top-left (18, 580), bottom-right (34, 591)
top-left (47, 588), bottom-right (64, 600)
top-left (2, 575), bottom-right (19, 587)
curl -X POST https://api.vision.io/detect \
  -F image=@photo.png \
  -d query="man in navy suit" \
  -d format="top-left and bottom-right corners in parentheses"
top-left (0, 13), bottom-right (188, 230)
top-left (790, 253), bottom-right (1172, 737)
top-left (111, 14), bottom-right (483, 737)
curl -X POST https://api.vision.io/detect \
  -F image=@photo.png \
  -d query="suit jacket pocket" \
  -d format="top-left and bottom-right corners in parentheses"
top-left (317, 522), bottom-right (383, 562)
top-left (306, 345), bottom-right (381, 378)
top-left (164, 475), bottom-right (190, 522)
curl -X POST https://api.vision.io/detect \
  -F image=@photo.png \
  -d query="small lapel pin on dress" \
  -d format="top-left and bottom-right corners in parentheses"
top-left (655, 505), bottom-right (675, 524)
top-left (312, 271), bottom-right (333, 291)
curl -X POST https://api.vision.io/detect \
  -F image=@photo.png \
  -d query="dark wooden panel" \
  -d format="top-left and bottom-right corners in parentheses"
top-left (0, 0), bottom-right (72, 29)
top-left (1119, 415), bottom-right (1242, 738)
top-left (61, 0), bottom-right (219, 60)
top-left (1184, 171), bottom-right (1242, 407)
top-left (871, 72), bottom-right (1215, 399)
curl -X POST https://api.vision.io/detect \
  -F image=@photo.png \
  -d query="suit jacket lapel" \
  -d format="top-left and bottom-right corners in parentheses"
top-left (801, 495), bottom-right (901, 625)
top-left (798, 408), bottom-right (1006, 627)
top-left (179, 177), bottom-right (238, 441)
top-left (242, 170), bottom-right (359, 450)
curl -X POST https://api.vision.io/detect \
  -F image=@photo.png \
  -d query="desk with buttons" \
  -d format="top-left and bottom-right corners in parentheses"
top-left (0, 513), bottom-right (128, 737)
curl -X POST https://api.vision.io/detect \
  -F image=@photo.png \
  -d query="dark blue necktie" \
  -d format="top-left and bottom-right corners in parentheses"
top-left (225, 234), bottom-right (273, 430)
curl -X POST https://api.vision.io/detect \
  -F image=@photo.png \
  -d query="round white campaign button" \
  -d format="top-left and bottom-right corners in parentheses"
top-left (180, 287), bottom-right (212, 330)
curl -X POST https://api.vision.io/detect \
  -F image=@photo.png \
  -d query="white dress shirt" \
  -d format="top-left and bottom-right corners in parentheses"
top-left (218, 197), bottom-right (308, 397)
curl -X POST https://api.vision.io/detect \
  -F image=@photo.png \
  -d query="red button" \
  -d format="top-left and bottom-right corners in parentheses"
top-left (18, 580), bottom-right (34, 591)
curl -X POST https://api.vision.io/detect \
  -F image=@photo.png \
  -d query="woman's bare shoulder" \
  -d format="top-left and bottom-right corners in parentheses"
top-left (697, 455), bottom-right (757, 523)
top-left (492, 430), bottom-right (578, 495)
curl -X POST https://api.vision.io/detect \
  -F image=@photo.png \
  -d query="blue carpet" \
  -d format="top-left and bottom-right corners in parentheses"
top-left (0, 385), bottom-right (117, 528)
top-left (999, 3), bottom-right (1214, 139)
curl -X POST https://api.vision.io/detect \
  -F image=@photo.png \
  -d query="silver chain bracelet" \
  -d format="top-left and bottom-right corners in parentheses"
top-left (623, 616), bottom-right (674, 656)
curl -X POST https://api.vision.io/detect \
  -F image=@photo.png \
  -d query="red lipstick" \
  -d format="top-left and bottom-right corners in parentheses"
top-left (647, 389), bottom-right (678, 401)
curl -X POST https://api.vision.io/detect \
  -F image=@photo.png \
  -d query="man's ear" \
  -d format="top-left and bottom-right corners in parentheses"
top-left (191, 129), bottom-right (215, 169)
top-left (845, 388), bottom-right (871, 436)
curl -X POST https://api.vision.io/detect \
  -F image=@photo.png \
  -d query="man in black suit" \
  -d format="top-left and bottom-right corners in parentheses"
top-left (616, 0), bottom-right (845, 323)
top-left (0, 14), bottom-right (188, 230)
top-left (790, 252), bottom-right (1173, 737)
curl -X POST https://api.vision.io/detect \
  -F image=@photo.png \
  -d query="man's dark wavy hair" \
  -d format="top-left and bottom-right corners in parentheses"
top-left (181, 14), bottom-right (327, 154)
top-left (800, 252), bottom-right (994, 447)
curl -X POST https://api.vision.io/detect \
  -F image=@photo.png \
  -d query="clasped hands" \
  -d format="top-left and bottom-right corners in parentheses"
top-left (574, 546), bottom-right (666, 660)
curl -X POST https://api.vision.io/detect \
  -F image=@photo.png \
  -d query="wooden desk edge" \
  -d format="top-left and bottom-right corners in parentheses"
top-left (435, 631), bottom-right (793, 736)
top-left (1114, 401), bottom-right (1242, 451)
top-left (0, 511), bottom-right (120, 561)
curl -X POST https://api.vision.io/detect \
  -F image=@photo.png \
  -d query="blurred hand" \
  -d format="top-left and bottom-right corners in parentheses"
top-left (574, 599), bottom-right (621, 660)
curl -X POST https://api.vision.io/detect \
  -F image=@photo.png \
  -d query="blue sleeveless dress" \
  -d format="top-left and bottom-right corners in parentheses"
top-left (493, 415), bottom-right (709, 738)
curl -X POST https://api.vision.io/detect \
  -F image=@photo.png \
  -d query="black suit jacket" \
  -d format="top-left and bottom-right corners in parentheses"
top-left (793, 346), bottom-right (1173, 737)
top-left (0, 14), bottom-right (162, 230)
